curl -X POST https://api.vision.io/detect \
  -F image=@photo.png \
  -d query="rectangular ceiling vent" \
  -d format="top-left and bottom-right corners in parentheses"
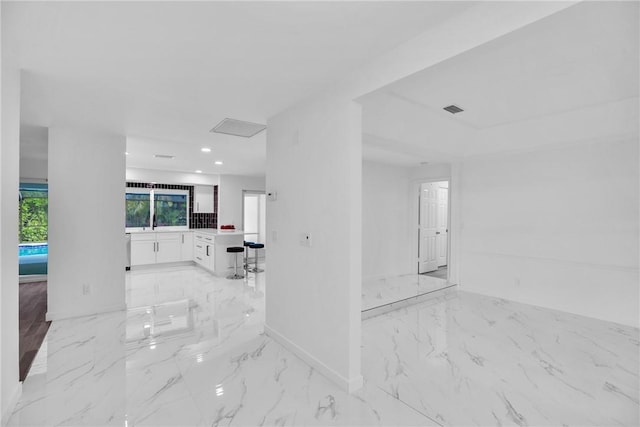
top-left (210, 118), bottom-right (266, 138)
top-left (443, 104), bottom-right (464, 114)
top-left (154, 154), bottom-right (175, 159)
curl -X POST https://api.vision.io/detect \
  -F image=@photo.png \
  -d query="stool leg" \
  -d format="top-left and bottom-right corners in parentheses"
top-left (227, 251), bottom-right (245, 280)
top-left (250, 247), bottom-right (264, 273)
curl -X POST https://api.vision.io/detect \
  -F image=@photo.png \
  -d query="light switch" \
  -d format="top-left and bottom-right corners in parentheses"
top-left (267, 191), bottom-right (277, 201)
top-left (300, 233), bottom-right (312, 247)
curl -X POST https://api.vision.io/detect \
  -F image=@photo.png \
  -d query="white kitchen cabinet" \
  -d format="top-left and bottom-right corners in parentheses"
top-left (131, 233), bottom-right (157, 266)
top-left (131, 231), bottom-right (194, 266)
top-left (193, 232), bottom-right (214, 271)
top-left (155, 232), bottom-right (182, 264)
top-left (193, 185), bottom-right (214, 213)
top-left (180, 232), bottom-right (193, 261)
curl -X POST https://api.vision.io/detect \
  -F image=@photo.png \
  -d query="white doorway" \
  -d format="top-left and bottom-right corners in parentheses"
top-left (242, 191), bottom-right (266, 244)
top-left (418, 180), bottom-right (449, 275)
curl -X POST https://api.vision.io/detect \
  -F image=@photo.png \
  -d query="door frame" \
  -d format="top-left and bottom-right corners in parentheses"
top-left (413, 177), bottom-right (452, 282)
top-left (241, 190), bottom-right (266, 244)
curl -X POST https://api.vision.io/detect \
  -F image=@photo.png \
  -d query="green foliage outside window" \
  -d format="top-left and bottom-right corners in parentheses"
top-left (126, 193), bottom-right (151, 228)
top-left (154, 194), bottom-right (187, 227)
top-left (19, 188), bottom-right (48, 243)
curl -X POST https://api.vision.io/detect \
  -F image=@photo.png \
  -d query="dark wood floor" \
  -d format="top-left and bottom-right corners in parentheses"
top-left (19, 281), bottom-right (50, 381)
top-left (422, 266), bottom-right (448, 280)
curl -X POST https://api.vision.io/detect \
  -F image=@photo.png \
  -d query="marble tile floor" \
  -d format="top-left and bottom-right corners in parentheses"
top-left (362, 273), bottom-right (455, 312)
top-left (362, 291), bottom-right (640, 426)
top-left (8, 265), bottom-right (639, 426)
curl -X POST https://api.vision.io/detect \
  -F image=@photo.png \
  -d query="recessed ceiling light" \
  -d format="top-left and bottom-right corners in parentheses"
top-left (443, 104), bottom-right (464, 114)
top-left (125, 151), bottom-right (129, 155)
top-left (195, 170), bottom-right (202, 174)
top-left (210, 118), bottom-right (266, 138)
top-left (214, 161), bottom-right (223, 165)
top-left (154, 154), bottom-right (175, 159)
top-left (201, 148), bottom-right (211, 153)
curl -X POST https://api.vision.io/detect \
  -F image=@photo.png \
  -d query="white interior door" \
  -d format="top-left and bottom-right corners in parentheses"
top-left (418, 182), bottom-right (438, 273)
top-left (437, 182), bottom-right (449, 267)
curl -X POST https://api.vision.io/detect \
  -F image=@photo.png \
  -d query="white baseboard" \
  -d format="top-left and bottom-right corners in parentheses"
top-left (264, 324), bottom-right (363, 393)
top-left (46, 303), bottom-right (126, 322)
top-left (1, 381), bottom-right (22, 426)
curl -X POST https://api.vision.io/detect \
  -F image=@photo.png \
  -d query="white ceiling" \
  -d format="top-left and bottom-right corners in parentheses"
top-left (360, 1), bottom-right (639, 166)
top-left (8, 1), bottom-right (472, 177)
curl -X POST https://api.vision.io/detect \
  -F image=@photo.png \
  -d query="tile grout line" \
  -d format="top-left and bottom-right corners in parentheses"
top-left (375, 385), bottom-right (445, 427)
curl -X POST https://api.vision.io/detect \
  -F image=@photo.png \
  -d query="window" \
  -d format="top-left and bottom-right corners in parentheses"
top-left (154, 192), bottom-right (188, 227)
top-left (19, 183), bottom-right (48, 243)
top-left (126, 191), bottom-right (151, 228)
top-left (125, 188), bottom-right (189, 231)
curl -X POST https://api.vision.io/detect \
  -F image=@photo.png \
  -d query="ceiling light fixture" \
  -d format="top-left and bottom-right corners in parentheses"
top-left (195, 170), bottom-right (202, 174)
top-left (210, 118), bottom-right (266, 138)
top-left (154, 154), bottom-right (175, 159)
top-left (201, 148), bottom-right (211, 153)
top-left (214, 161), bottom-right (223, 165)
top-left (125, 152), bottom-right (129, 155)
top-left (443, 104), bottom-right (464, 114)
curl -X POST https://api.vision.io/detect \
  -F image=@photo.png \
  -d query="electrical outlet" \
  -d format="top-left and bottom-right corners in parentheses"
top-left (82, 283), bottom-right (91, 295)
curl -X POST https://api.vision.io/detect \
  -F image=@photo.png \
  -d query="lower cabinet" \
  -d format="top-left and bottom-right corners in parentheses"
top-left (193, 232), bottom-right (215, 271)
top-left (131, 231), bottom-right (193, 266)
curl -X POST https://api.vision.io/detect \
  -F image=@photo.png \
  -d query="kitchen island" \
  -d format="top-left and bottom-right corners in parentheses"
top-left (129, 228), bottom-right (244, 277)
top-left (192, 229), bottom-right (244, 277)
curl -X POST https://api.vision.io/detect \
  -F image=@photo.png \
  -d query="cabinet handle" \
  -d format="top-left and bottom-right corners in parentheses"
top-left (206, 245), bottom-right (209, 256)
top-left (197, 202), bottom-right (199, 212)
top-left (153, 242), bottom-right (157, 252)
top-left (157, 242), bottom-right (160, 252)
top-left (196, 256), bottom-right (202, 261)
top-left (182, 234), bottom-right (184, 244)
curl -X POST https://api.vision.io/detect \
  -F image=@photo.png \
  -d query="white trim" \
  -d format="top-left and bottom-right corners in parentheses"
top-left (46, 303), bottom-right (126, 322)
top-left (1, 382), bottom-right (22, 426)
top-left (18, 274), bottom-right (47, 284)
top-left (412, 177), bottom-right (453, 282)
top-left (264, 324), bottom-right (363, 393)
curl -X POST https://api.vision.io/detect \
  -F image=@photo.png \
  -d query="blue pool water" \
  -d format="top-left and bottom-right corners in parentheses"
top-left (19, 243), bottom-right (48, 275)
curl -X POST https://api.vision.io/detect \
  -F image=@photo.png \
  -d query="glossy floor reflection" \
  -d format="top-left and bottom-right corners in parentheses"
top-left (8, 265), bottom-right (639, 426)
top-left (8, 265), bottom-right (434, 427)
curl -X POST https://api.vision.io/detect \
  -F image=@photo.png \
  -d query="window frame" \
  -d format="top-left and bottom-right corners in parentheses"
top-left (125, 188), bottom-right (190, 232)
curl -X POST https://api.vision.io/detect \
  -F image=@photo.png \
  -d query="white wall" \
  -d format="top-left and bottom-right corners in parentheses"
top-left (0, 38), bottom-right (22, 423)
top-left (218, 175), bottom-right (265, 229)
top-left (266, 94), bottom-right (362, 392)
top-left (458, 137), bottom-right (639, 327)
top-left (126, 167), bottom-right (219, 186)
top-left (362, 161), bottom-right (414, 280)
top-left (362, 161), bottom-right (456, 282)
top-left (48, 127), bottom-right (127, 320)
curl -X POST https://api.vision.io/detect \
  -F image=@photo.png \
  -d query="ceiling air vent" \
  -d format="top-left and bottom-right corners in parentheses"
top-left (443, 104), bottom-right (464, 114)
top-left (154, 154), bottom-right (175, 159)
top-left (210, 118), bottom-right (266, 138)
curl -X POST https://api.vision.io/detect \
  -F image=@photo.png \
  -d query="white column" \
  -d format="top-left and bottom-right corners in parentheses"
top-left (47, 127), bottom-right (126, 320)
top-left (0, 57), bottom-right (22, 424)
top-left (265, 94), bottom-right (362, 392)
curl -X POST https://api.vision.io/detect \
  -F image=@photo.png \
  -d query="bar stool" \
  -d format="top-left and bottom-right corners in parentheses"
top-left (243, 241), bottom-right (254, 272)
top-left (248, 243), bottom-right (264, 273)
top-left (226, 246), bottom-right (244, 280)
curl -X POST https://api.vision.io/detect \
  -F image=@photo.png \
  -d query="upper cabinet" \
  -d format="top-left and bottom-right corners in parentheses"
top-left (193, 185), bottom-right (214, 213)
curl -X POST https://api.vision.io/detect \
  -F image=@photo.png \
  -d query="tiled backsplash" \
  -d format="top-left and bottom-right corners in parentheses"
top-left (126, 182), bottom-right (218, 229)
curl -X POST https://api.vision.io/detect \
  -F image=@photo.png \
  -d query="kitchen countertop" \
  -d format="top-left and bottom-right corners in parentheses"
top-left (194, 228), bottom-right (244, 236)
top-left (127, 228), bottom-right (244, 235)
